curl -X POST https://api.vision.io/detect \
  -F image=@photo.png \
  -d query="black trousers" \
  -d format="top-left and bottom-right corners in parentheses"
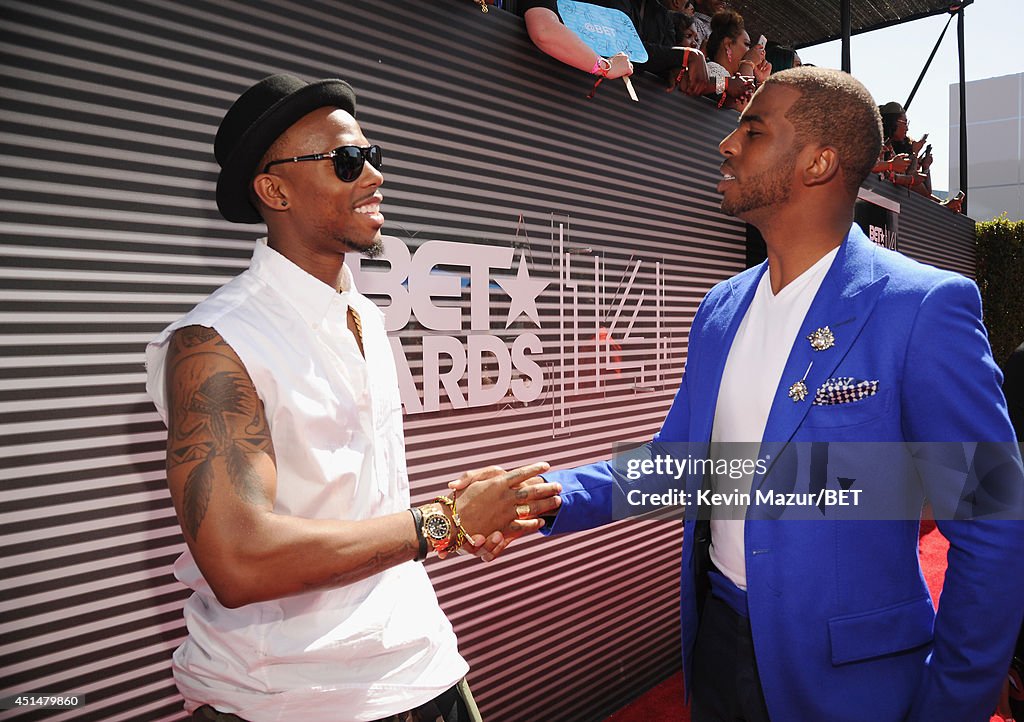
top-left (690, 594), bottom-right (771, 722)
top-left (191, 679), bottom-right (479, 722)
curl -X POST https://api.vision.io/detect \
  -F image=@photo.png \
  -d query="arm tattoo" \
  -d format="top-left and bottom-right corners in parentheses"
top-left (309, 540), bottom-right (419, 591)
top-left (167, 327), bottom-right (274, 541)
top-left (180, 325), bottom-right (219, 347)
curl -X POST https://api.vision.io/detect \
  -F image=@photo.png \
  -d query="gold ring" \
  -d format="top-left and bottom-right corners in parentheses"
top-left (515, 504), bottom-right (531, 519)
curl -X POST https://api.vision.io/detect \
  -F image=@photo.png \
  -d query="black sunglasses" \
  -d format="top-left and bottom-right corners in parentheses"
top-left (262, 144), bottom-right (383, 182)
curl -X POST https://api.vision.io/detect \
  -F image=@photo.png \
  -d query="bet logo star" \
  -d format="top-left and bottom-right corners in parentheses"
top-left (496, 252), bottom-right (549, 328)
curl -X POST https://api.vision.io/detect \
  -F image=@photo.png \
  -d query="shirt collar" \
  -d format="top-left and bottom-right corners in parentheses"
top-left (248, 238), bottom-right (359, 329)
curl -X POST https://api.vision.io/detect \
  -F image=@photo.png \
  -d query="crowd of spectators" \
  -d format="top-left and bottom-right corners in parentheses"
top-left (514, 1), bottom-right (819, 108)
top-left (518, 0), bottom-right (759, 105)
top-left (873, 101), bottom-right (964, 212)
top-left (511, 0), bottom-right (965, 211)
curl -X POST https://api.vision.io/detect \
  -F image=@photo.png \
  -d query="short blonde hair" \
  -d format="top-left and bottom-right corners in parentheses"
top-left (765, 67), bottom-right (883, 195)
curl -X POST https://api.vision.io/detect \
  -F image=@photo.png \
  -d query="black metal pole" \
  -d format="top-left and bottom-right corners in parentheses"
top-left (841, 0), bottom-right (852, 72)
top-left (905, 14), bottom-right (954, 111)
top-left (958, 7), bottom-right (968, 213)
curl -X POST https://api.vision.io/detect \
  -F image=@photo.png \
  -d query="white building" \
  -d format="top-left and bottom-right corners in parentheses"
top-left (950, 72), bottom-right (1024, 221)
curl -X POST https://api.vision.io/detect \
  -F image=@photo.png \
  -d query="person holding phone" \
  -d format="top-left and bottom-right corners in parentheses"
top-left (703, 10), bottom-right (769, 110)
top-left (879, 101), bottom-right (933, 198)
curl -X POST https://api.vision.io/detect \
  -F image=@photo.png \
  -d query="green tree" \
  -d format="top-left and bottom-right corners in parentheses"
top-left (976, 215), bottom-right (1024, 366)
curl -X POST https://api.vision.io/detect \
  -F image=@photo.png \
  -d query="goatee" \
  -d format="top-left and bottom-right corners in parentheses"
top-left (360, 237), bottom-right (384, 259)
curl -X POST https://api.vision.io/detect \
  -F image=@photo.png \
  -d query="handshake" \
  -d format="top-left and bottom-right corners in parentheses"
top-left (416, 462), bottom-right (561, 563)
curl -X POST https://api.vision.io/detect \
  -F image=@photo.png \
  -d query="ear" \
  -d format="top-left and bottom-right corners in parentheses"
top-left (801, 145), bottom-right (841, 188)
top-left (252, 172), bottom-right (290, 214)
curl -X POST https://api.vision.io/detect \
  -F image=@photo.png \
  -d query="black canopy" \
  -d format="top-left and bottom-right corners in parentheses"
top-left (729, 0), bottom-right (965, 49)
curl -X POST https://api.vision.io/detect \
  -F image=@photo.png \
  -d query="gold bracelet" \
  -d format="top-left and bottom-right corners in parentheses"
top-left (434, 494), bottom-right (470, 551)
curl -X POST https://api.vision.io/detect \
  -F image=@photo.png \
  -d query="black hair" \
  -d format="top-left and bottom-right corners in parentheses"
top-left (706, 10), bottom-right (745, 61)
top-left (670, 10), bottom-right (695, 45)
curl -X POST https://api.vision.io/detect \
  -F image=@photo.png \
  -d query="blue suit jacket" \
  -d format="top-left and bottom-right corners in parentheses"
top-left (545, 225), bottom-right (1024, 721)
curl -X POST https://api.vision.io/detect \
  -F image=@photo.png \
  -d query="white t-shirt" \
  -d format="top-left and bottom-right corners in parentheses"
top-left (146, 239), bottom-right (467, 721)
top-left (709, 248), bottom-right (840, 590)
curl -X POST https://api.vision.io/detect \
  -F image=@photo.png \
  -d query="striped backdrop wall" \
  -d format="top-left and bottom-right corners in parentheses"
top-left (864, 176), bottom-right (977, 277)
top-left (0, 2), bottom-right (975, 721)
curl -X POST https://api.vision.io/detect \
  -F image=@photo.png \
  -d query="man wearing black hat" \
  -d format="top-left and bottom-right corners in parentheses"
top-left (145, 74), bottom-right (561, 722)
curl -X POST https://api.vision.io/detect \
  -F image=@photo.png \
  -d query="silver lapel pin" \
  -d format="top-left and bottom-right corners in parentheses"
top-left (788, 361), bottom-right (814, 402)
top-left (807, 326), bottom-right (835, 351)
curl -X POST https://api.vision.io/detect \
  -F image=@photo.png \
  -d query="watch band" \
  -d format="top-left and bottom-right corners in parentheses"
top-left (409, 507), bottom-right (428, 562)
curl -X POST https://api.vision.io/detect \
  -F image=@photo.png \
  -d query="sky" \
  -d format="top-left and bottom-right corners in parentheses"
top-left (798, 0), bottom-right (1024, 194)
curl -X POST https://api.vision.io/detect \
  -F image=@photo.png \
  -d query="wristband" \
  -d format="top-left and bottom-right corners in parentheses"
top-left (590, 57), bottom-right (611, 76)
top-left (671, 47), bottom-right (691, 89)
top-left (409, 507), bottom-right (428, 562)
top-left (681, 47), bottom-right (691, 71)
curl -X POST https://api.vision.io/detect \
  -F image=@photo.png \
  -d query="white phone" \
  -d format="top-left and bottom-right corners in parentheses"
top-left (757, 34), bottom-right (767, 48)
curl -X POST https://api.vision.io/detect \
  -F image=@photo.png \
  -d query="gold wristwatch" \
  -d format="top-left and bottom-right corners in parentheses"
top-left (420, 504), bottom-right (453, 553)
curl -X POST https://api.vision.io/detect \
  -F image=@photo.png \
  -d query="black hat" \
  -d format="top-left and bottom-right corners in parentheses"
top-left (214, 73), bottom-right (357, 223)
top-left (878, 101), bottom-right (905, 117)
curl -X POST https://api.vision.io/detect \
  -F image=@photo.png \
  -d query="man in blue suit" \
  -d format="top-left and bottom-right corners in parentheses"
top-left (461, 67), bottom-right (1024, 720)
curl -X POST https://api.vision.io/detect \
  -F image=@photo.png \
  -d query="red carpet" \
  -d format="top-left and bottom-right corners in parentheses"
top-left (606, 524), bottom-right (1009, 722)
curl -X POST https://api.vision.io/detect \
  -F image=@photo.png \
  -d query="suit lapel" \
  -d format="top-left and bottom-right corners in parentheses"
top-left (691, 263), bottom-right (767, 442)
top-left (756, 225), bottom-right (889, 483)
top-left (684, 265), bottom-right (766, 501)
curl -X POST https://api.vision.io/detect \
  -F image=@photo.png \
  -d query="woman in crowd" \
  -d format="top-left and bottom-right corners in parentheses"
top-left (879, 101), bottom-right (933, 198)
top-left (671, 9), bottom-right (700, 49)
top-left (704, 10), bottom-right (770, 109)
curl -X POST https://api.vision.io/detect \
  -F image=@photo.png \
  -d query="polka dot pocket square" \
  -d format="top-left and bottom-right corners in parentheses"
top-left (812, 376), bottom-right (879, 406)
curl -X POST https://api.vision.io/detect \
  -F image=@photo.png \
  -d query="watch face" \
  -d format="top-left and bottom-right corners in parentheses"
top-left (423, 513), bottom-right (452, 541)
